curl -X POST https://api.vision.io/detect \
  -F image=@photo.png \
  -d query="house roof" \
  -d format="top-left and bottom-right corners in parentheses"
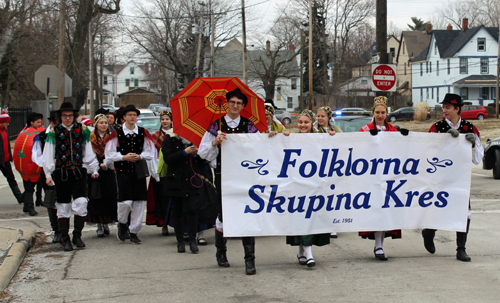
top-left (118, 88), bottom-right (159, 96)
top-left (398, 31), bottom-right (431, 61)
top-left (213, 50), bottom-right (300, 78)
top-left (104, 64), bottom-right (126, 74)
top-left (352, 50), bottom-right (372, 67)
top-left (452, 75), bottom-right (497, 87)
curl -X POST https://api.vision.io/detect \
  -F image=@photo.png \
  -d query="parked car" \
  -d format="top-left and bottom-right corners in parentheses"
top-left (460, 105), bottom-right (488, 120)
top-left (148, 104), bottom-right (163, 112)
top-left (274, 109), bottom-right (295, 125)
top-left (386, 107), bottom-right (430, 122)
top-left (136, 116), bottom-right (161, 134)
top-left (138, 109), bottom-right (156, 117)
top-left (102, 104), bottom-right (118, 112)
top-left (334, 107), bottom-right (371, 117)
top-left (332, 115), bottom-right (372, 133)
top-left (482, 137), bottom-right (500, 179)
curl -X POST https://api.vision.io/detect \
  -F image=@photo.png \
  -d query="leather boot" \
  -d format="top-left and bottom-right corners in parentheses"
top-left (49, 208), bottom-right (62, 243)
top-left (215, 230), bottom-right (229, 267)
top-left (456, 220), bottom-right (471, 262)
top-left (72, 216), bottom-right (86, 248)
top-left (187, 215), bottom-right (198, 253)
top-left (12, 185), bottom-right (24, 204)
top-left (58, 218), bottom-right (72, 251)
top-left (173, 217), bottom-right (185, 253)
top-left (422, 229), bottom-right (436, 254)
top-left (242, 237), bottom-right (256, 275)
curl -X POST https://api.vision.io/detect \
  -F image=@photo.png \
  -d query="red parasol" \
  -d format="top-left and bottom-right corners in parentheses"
top-left (170, 77), bottom-right (267, 147)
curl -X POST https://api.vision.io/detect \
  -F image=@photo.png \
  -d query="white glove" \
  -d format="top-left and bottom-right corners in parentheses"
top-left (447, 128), bottom-right (459, 138)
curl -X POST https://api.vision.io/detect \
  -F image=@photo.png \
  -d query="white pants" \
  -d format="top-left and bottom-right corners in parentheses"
top-left (56, 197), bottom-right (88, 219)
top-left (118, 200), bottom-right (146, 234)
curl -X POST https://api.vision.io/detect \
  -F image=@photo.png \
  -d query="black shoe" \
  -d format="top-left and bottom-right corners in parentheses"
top-left (306, 258), bottom-right (316, 267)
top-left (374, 247), bottom-right (388, 261)
top-left (62, 237), bottom-right (73, 251)
top-left (117, 223), bottom-right (127, 242)
top-left (245, 260), bottom-right (256, 275)
top-left (52, 233), bottom-right (62, 244)
top-left (189, 237), bottom-right (199, 253)
top-left (97, 229), bottom-right (105, 238)
top-left (130, 233), bottom-right (142, 245)
top-left (17, 192), bottom-right (25, 205)
top-left (297, 254), bottom-right (307, 265)
top-left (161, 225), bottom-right (169, 236)
top-left (177, 241), bottom-right (185, 253)
top-left (103, 225), bottom-right (110, 236)
top-left (125, 230), bottom-right (130, 240)
top-left (72, 237), bottom-right (86, 248)
top-left (422, 229), bottom-right (436, 254)
top-left (35, 199), bottom-right (43, 207)
top-left (216, 250), bottom-right (230, 267)
top-left (456, 249), bottom-right (471, 262)
top-left (28, 209), bottom-right (38, 216)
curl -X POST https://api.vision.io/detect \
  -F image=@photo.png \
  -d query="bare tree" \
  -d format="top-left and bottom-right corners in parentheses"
top-left (435, 0), bottom-right (480, 30)
top-left (469, 0), bottom-right (500, 27)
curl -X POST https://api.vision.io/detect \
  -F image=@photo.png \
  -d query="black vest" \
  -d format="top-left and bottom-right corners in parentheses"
top-left (216, 117), bottom-right (250, 173)
top-left (115, 127), bottom-right (145, 174)
top-left (433, 119), bottom-right (474, 134)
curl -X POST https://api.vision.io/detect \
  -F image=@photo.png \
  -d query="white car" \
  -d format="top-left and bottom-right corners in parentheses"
top-left (138, 109), bottom-right (156, 117)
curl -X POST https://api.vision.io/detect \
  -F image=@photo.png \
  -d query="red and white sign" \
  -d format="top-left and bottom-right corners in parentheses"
top-left (371, 64), bottom-right (397, 92)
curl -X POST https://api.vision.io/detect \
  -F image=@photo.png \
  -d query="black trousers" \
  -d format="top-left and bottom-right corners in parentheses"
top-left (0, 161), bottom-right (19, 191)
top-left (22, 180), bottom-right (36, 211)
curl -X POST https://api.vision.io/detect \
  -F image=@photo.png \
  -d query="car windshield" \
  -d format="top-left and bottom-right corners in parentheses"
top-left (333, 117), bottom-right (372, 132)
top-left (140, 112), bottom-right (155, 117)
top-left (137, 118), bottom-right (161, 133)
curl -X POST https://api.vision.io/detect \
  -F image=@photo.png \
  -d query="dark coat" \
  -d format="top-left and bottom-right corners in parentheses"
top-left (162, 133), bottom-right (212, 198)
top-left (0, 127), bottom-right (12, 167)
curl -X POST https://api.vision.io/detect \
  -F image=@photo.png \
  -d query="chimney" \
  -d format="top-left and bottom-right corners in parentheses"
top-left (447, 24), bottom-right (453, 30)
top-left (289, 43), bottom-right (295, 51)
top-left (462, 18), bottom-right (468, 32)
top-left (426, 22), bottom-right (432, 34)
top-left (266, 40), bottom-right (271, 56)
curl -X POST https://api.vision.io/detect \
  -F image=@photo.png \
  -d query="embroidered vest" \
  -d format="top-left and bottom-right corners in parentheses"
top-left (54, 123), bottom-right (84, 170)
top-left (433, 119), bottom-right (474, 134)
top-left (216, 117), bottom-right (250, 173)
top-left (115, 127), bottom-right (145, 173)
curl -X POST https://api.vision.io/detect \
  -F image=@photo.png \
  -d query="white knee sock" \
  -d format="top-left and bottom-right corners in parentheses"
top-left (198, 230), bottom-right (204, 238)
top-left (303, 245), bottom-right (313, 260)
top-left (374, 231), bottom-right (384, 253)
top-left (298, 244), bottom-right (305, 257)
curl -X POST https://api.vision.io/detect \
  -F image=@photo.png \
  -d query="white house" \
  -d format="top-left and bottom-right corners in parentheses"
top-left (412, 22), bottom-right (499, 107)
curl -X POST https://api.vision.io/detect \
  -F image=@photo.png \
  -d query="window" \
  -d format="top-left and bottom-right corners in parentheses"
top-left (420, 88), bottom-right (423, 101)
top-left (434, 45), bottom-right (437, 55)
top-left (431, 87), bottom-right (434, 99)
top-left (447, 59), bottom-right (450, 74)
top-left (462, 88), bottom-right (468, 100)
top-left (482, 87), bottom-right (489, 100)
top-left (429, 62), bottom-right (432, 73)
top-left (493, 87), bottom-right (497, 100)
top-left (420, 63), bottom-right (423, 76)
top-left (460, 58), bottom-right (467, 74)
top-left (104, 76), bottom-right (108, 85)
top-left (361, 79), bottom-right (368, 85)
top-left (477, 38), bottom-right (486, 51)
top-left (125, 79), bottom-right (130, 87)
top-left (481, 58), bottom-right (488, 74)
top-left (130, 67), bottom-right (135, 74)
top-left (287, 97), bottom-right (293, 108)
top-left (448, 86), bottom-right (450, 93)
top-left (436, 61), bottom-right (439, 76)
top-left (437, 87), bottom-right (439, 102)
top-left (291, 78), bottom-right (297, 90)
top-left (426, 62), bottom-right (428, 73)
top-left (426, 88), bottom-right (429, 99)
top-left (134, 79), bottom-right (139, 86)
top-left (404, 63), bottom-right (407, 75)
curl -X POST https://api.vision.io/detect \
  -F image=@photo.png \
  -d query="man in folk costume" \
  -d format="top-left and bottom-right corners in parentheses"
top-left (105, 104), bottom-right (157, 245)
top-left (198, 88), bottom-right (259, 275)
top-left (32, 111), bottom-right (61, 243)
top-left (0, 110), bottom-right (25, 204)
top-left (422, 93), bottom-right (484, 262)
top-left (42, 102), bottom-right (99, 251)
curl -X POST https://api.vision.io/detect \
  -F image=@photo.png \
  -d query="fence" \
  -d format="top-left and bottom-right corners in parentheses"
top-left (7, 107), bottom-right (32, 140)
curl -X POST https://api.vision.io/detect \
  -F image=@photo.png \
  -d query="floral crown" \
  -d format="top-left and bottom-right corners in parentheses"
top-left (318, 106), bottom-right (332, 119)
top-left (300, 110), bottom-right (316, 124)
top-left (264, 103), bottom-right (275, 116)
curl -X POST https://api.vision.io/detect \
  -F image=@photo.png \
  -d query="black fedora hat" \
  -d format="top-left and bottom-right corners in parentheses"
top-left (95, 108), bottom-right (110, 116)
top-left (58, 102), bottom-right (79, 112)
top-left (440, 93), bottom-right (464, 107)
top-left (48, 110), bottom-right (57, 122)
top-left (119, 104), bottom-right (141, 119)
top-left (26, 112), bottom-right (43, 126)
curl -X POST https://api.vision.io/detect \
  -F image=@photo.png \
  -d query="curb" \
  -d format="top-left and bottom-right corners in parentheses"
top-left (0, 228), bottom-right (36, 292)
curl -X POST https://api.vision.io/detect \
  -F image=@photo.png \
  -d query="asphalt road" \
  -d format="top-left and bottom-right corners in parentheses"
top-left (1, 165), bottom-right (500, 302)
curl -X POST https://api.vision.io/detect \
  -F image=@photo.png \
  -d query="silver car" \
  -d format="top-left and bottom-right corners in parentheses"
top-left (274, 109), bottom-right (296, 125)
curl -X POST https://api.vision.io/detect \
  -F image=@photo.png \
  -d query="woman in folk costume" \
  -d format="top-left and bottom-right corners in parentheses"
top-left (285, 110), bottom-right (331, 267)
top-left (86, 114), bottom-right (117, 237)
top-left (264, 103), bottom-right (290, 136)
top-left (358, 96), bottom-right (408, 261)
top-left (146, 110), bottom-right (172, 236)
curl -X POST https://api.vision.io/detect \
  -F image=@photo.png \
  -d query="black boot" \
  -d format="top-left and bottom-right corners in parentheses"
top-left (35, 181), bottom-right (43, 206)
top-left (12, 185), bottom-right (24, 204)
top-left (422, 229), bottom-right (436, 254)
top-left (50, 210), bottom-right (61, 243)
top-left (456, 220), bottom-right (471, 262)
top-left (117, 223), bottom-right (128, 242)
top-left (215, 230), bottom-right (229, 267)
top-left (187, 215), bottom-right (199, 253)
top-left (243, 237), bottom-right (256, 275)
top-left (72, 216), bottom-right (86, 248)
top-left (58, 218), bottom-right (73, 251)
top-left (173, 217), bottom-right (185, 253)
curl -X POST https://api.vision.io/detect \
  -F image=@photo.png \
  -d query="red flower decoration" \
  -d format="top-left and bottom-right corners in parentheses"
top-left (463, 125), bottom-right (468, 131)
top-left (451, 100), bottom-right (457, 104)
top-left (74, 127), bottom-right (80, 133)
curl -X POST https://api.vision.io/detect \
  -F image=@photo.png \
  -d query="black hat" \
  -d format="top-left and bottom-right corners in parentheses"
top-left (119, 104), bottom-right (141, 120)
top-left (26, 112), bottom-right (43, 125)
top-left (58, 102), bottom-right (79, 112)
top-left (48, 111), bottom-right (57, 122)
top-left (95, 108), bottom-right (110, 116)
top-left (440, 93), bottom-right (464, 107)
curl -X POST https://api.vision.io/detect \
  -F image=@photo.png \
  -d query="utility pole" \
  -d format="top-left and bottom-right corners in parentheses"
top-left (241, 0), bottom-right (248, 84)
top-left (88, 25), bottom-right (93, 116)
top-left (496, 24), bottom-right (499, 119)
top-left (210, 0), bottom-right (215, 77)
top-left (375, 0), bottom-right (387, 98)
top-left (99, 35), bottom-right (104, 107)
top-left (195, 13), bottom-right (204, 78)
top-left (57, 0), bottom-right (66, 108)
top-left (308, 0), bottom-right (313, 110)
top-left (300, 29), bottom-right (304, 112)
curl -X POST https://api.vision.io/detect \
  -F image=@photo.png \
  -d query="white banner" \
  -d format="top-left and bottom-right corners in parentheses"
top-left (221, 132), bottom-right (472, 237)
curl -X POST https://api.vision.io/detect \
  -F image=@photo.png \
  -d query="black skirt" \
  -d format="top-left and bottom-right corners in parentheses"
top-left (86, 168), bottom-right (118, 223)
